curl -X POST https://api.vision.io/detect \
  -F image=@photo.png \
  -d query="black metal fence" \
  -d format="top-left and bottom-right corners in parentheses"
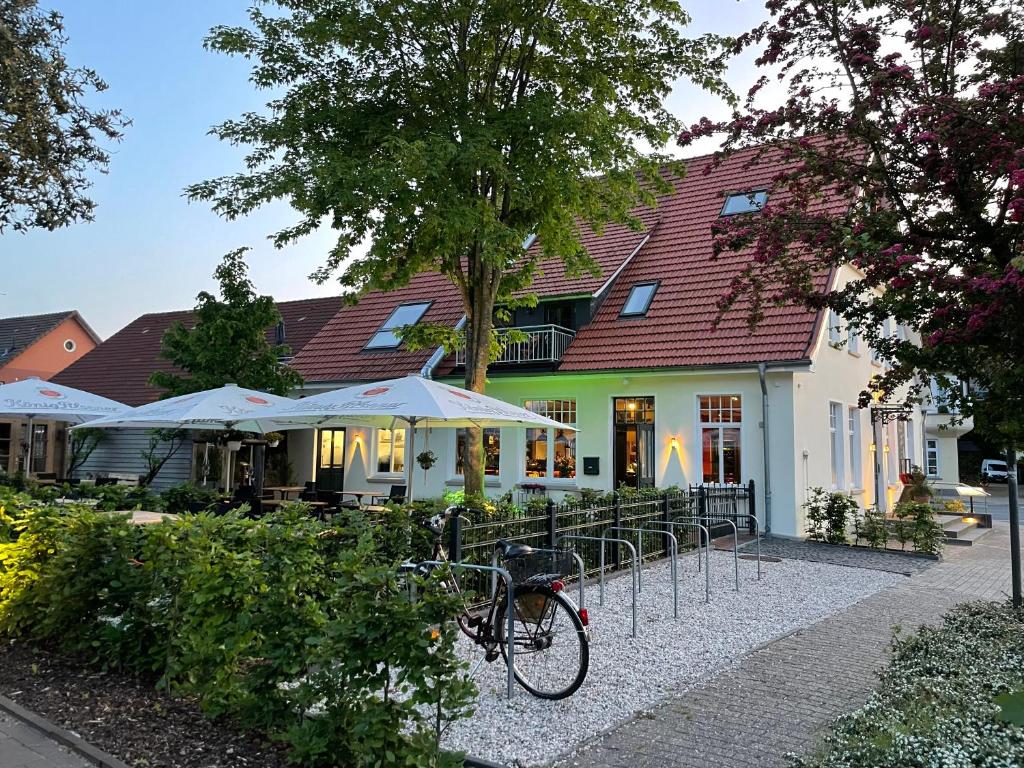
top-left (448, 481), bottom-right (756, 597)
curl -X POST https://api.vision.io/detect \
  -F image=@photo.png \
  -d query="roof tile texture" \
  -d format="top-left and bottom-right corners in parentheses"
top-left (53, 298), bottom-right (341, 406)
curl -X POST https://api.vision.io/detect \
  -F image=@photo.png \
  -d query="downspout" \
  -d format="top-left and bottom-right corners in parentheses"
top-left (758, 363), bottom-right (773, 535)
top-left (420, 315), bottom-right (467, 378)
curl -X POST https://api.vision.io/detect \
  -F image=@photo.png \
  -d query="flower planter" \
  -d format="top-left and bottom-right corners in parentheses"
top-left (226, 440), bottom-right (242, 452)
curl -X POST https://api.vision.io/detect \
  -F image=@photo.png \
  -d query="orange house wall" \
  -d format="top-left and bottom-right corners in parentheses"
top-left (0, 317), bottom-right (97, 383)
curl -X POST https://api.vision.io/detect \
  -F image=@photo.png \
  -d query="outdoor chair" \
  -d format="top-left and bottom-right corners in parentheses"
top-left (372, 485), bottom-right (407, 506)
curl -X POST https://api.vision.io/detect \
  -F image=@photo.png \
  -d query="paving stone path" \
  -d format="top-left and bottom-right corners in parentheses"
top-left (556, 525), bottom-right (1016, 768)
top-left (0, 712), bottom-right (90, 768)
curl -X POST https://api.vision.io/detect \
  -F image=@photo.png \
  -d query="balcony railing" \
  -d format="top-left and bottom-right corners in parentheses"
top-left (455, 324), bottom-right (576, 367)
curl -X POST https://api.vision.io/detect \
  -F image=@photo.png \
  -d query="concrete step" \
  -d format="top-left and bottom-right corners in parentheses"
top-left (945, 526), bottom-right (993, 547)
top-left (936, 514), bottom-right (963, 528)
top-left (942, 519), bottom-right (978, 536)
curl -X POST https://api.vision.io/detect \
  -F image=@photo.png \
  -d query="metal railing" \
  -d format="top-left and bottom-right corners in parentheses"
top-left (455, 324), bottom-right (576, 366)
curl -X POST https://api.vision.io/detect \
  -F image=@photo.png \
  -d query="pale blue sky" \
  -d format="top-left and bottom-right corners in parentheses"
top-left (0, 1), bottom-right (767, 339)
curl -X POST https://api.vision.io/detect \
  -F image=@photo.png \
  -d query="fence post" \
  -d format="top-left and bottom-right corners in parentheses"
top-left (661, 492), bottom-right (671, 555)
top-left (697, 485), bottom-right (708, 547)
top-left (546, 497), bottom-right (557, 548)
top-left (612, 492), bottom-right (622, 569)
top-left (748, 479), bottom-right (757, 534)
top-left (449, 511), bottom-right (463, 564)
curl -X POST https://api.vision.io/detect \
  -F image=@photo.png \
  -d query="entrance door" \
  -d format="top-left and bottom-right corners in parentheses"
top-left (613, 397), bottom-right (655, 489)
top-left (317, 428), bottom-right (346, 491)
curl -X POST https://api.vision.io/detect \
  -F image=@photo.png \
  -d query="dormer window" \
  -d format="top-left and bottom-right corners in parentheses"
top-left (365, 301), bottom-right (432, 349)
top-left (720, 190), bottom-right (768, 216)
top-left (619, 282), bottom-right (658, 318)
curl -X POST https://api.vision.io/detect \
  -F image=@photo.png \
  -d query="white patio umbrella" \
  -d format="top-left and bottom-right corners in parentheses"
top-left (0, 378), bottom-right (127, 475)
top-left (76, 384), bottom-right (307, 491)
top-left (77, 384), bottom-right (300, 433)
top-left (262, 374), bottom-right (576, 501)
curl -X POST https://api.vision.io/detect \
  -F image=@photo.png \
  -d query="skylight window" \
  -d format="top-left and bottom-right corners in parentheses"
top-left (720, 190), bottom-right (768, 216)
top-left (620, 282), bottom-right (658, 318)
top-left (365, 302), bottom-right (432, 349)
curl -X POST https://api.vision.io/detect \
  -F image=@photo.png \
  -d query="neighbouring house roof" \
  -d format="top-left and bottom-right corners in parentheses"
top-left (291, 144), bottom-right (845, 383)
top-left (53, 297), bottom-right (342, 406)
top-left (0, 310), bottom-right (100, 368)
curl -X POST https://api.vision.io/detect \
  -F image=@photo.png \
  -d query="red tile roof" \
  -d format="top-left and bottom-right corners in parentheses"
top-left (53, 297), bottom-right (341, 406)
top-left (286, 145), bottom-right (844, 383)
top-left (559, 150), bottom-right (838, 371)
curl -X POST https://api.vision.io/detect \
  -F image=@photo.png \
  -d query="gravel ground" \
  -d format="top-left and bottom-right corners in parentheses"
top-left (442, 550), bottom-right (901, 767)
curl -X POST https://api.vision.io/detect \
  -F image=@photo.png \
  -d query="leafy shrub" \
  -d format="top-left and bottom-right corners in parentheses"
top-left (0, 496), bottom-right (475, 766)
top-left (804, 488), bottom-right (857, 545)
top-left (859, 510), bottom-right (889, 549)
top-left (791, 602), bottom-right (1024, 767)
top-left (160, 482), bottom-right (222, 514)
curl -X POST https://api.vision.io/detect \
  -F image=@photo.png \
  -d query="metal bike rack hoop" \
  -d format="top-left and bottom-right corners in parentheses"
top-left (607, 525), bottom-right (679, 619)
top-left (555, 534), bottom-right (639, 638)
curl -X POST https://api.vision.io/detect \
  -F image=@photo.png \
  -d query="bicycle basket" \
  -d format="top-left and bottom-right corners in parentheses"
top-left (504, 548), bottom-right (574, 586)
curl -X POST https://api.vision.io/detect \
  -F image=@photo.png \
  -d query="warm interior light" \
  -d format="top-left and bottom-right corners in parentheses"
top-left (627, 401), bottom-right (637, 411)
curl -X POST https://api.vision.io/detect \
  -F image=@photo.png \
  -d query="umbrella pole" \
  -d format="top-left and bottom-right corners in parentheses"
top-left (406, 417), bottom-right (416, 503)
top-left (26, 416), bottom-right (34, 477)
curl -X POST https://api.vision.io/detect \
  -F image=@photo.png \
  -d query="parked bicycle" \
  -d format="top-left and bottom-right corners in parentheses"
top-left (404, 506), bottom-right (590, 700)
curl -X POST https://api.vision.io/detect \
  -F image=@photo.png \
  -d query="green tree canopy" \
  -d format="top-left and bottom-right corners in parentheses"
top-left (0, 0), bottom-right (127, 232)
top-left (150, 249), bottom-right (303, 397)
top-left (187, 0), bottom-right (729, 494)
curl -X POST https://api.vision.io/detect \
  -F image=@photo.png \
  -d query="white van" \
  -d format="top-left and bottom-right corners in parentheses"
top-left (982, 459), bottom-right (1010, 483)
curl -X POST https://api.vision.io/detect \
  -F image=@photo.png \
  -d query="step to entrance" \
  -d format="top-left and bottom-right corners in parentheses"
top-left (938, 513), bottom-right (993, 547)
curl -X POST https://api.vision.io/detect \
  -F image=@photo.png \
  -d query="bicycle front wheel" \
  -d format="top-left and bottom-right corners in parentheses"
top-left (496, 585), bottom-right (589, 700)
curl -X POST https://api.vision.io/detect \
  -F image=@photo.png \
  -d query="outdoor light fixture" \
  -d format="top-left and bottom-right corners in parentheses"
top-left (962, 516), bottom-right (978, 525)
top-left (670, 437), bottom-right (679, 451)
top-left (869, 442), bottom-right (877, 453)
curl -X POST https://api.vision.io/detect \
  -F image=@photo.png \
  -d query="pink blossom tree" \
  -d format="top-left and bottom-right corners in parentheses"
top-left (683, 0), bottom-right (1024, 445)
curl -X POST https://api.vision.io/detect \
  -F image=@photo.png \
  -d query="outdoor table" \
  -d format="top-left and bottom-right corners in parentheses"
top-left (339, 490), bottom-right (379, 507)
top-left (263, 485), bottom-right (306, 500)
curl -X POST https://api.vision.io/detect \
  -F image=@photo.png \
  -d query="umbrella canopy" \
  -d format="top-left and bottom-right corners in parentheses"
top-left (264, 374), bottom-right (573, 430)
top-left (0, 378), bottom-right (126, 424)
top-left (263, 375), bottom-right (576, 501)
top-left (77, 384), bottom-right (303, 433)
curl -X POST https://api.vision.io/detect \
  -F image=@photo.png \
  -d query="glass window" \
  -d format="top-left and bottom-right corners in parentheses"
top-left (828, 311), bottom-right (842, 345)
top-left (365, 302), bottom-right (431, 349)
top-left (456, 428), bottom-right (500, 476)
top-left (848, 407), bottom-right (861, 489)
top-left (720, 190), bottom-right (768, 216)
top-left (523, 400), bottom-right (577, 479)
top-left (829, 402), bottom-right (844, 489)
top-left (926, 440), bottom-right (939, 477)
top-left (21, 423), bottom-right (48, 474)
top-left (699, 395), bottom-right (742, 483)
top-left (319, 429), bottom-right (345, 469)
top-left (376, 428), bottom-right (406, 474)
top-left (848, 325), bottom-right (859, 354)
top-left (615, 397), bottom-right (655, 424)
top-left (620, 283), bottom-right (658, 317)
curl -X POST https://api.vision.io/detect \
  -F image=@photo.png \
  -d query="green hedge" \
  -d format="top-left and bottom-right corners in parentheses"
top-left (0, 488), bottom-right (473, 767)
top-left (792, 602), bottom-right (1024, 767)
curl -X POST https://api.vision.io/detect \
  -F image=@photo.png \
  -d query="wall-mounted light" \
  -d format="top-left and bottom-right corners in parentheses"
top-left (869, 442), bottom-right (877, 453)
top-left (669, 437), bottom-right (679, 452)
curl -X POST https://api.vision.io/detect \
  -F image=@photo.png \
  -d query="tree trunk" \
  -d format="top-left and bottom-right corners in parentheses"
top-left (461, 274), bottom-right (496, 500)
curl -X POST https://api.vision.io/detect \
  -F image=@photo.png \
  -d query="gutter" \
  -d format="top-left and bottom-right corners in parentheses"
top-left (421, 315), bottom-right (467, 378)
top-left (758, 362), bottom-right (773, 536)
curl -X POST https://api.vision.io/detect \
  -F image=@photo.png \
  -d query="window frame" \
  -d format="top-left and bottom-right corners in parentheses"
top-left (619, 281), bottom-right (659, 318)
top-left (925, 439), bottom-right (939, 477)
top-left (719, 190), bottom-right (769, 217)
top-left (827, 310), bottom-right (842, 346)
top-left (829, 401), bottom-right (845, 490)
top-left (847, 325), bottom-right (860, 355)
top-left (372, 426), bottom-right (408, 477)
top-left (453, 427), bottom-right (502, 479)
top-left (522, 399), bottom-right (578, 481)
top-left (848, 406), bottom-right (862, 490)
top-left (697, 394), bottom-right (743, 485)
top-left (363, 301), bottom-right (433, 351)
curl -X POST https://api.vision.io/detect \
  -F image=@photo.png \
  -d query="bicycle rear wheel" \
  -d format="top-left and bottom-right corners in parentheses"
top-left (496, 585), bottom-right (589, 700)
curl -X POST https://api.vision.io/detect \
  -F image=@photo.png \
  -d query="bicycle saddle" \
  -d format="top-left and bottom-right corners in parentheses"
top-left (495, 538), bottom-right (534, 558)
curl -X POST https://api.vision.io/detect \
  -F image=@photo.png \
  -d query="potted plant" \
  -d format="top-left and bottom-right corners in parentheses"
top-left (906, 465), bottom-right (933, 502)
top-left (417, 450), bottom-right (437, 472)
top-left (264, 431), bottom-right (284, 448)
top-left (222, 430), bottom-right (247, 452)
